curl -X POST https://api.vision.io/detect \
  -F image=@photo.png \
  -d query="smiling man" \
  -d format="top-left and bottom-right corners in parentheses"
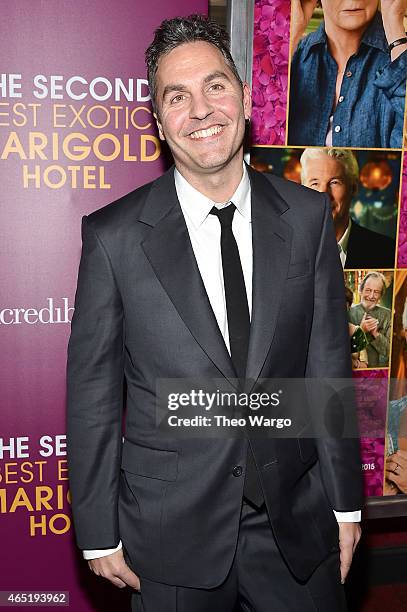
top-left (67, 14), bottom-right (363, 612)
top-left (348, 271), bottom-right (391, 367)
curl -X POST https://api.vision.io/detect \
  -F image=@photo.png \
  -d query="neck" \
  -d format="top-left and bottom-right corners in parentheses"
top-left (175, 153), bottom-right (244, 202)
top-left (325, 22), bottom-right (366, 69)
top-left (335, 218), bottom-right (350, 243)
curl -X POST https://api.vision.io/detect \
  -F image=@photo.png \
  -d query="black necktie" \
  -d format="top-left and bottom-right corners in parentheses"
top-left (210, 204), bottom-right (264, 506)
top-left (210, 204), bottom-right (250, 380)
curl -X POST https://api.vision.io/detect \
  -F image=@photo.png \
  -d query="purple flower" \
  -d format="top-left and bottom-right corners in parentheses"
top-left (251, 0), bottom-right (290, 146)
top-left (397, 154), bottom-right (407, 267)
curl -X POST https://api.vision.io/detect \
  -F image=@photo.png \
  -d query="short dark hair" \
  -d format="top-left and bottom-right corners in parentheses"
top-left (145, 14), bottom-right (243, 115)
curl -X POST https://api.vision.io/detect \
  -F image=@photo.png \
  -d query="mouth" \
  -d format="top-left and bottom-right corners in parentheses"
top-left (188, 125), bottom-right (224, 140)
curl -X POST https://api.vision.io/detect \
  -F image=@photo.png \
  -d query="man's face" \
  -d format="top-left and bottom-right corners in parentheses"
top-left (360, 277), bottom-right (384, 310)
top-left (320, 0), bottom-right (378, 31)
top-left (153, 41), bottom-right (251, 180)
top-left (303, 156), bottom-right (355, 226)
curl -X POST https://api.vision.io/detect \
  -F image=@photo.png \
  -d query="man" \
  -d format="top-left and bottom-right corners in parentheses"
top-left (300, 147), bottom-right (396, 269)
top-left (348, 271), bottom-right (391, 367)
top-left (67, 15), bottom-right (363, 612)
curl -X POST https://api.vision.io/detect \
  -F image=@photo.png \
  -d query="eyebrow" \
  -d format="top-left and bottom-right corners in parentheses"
top-left (161, 71), bottom-right (232, 101)
top-left (203, 70), bottom-right (232, 84)
top-left (308, 176), bottom-right (344, 181)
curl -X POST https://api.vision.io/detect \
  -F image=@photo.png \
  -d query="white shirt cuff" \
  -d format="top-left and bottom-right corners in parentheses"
top-left (81, 510), bottom-right (360, 559)
top-left (333, 510), bottom-right (361, 522)
top-left (82, 540), bottom-right (123, 560)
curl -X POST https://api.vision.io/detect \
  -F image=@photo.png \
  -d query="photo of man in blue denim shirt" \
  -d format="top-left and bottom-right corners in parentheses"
top-left (288, 0), bottom-right (407, 148)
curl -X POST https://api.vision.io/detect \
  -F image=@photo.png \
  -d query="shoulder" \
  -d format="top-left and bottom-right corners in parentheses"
top-left (254, 174), bottom-right (330, 231)
top-left (86, 180), bottom-right (155, 231)
top-left (349, 304), bottom-right (363, 313)
top-left (251, 169), bottom-right (327, 210)
top-left (266, 171), bottom-right (323, 199)
top-left (85, 166), bottom-right (175, 233)
top-left (376, 304), bottom-right (391, 317)
top-left (351, 222), bottom-right (394, 247)
top-left (348, 304), bottom-right (364, 320)
top-left (293, 23), bottom-right (326, 62)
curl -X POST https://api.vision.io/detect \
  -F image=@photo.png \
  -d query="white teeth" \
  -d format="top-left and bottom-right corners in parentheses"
top-left (190, 125), bottom-right (222, 139)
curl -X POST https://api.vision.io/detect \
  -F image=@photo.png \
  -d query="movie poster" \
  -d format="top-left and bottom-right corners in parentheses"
top-left (250, 0), bottom-right (407, 499)
top-left (0, 1), bottom-right (207, 609)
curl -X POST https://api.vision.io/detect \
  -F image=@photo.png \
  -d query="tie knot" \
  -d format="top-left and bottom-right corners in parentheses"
top-left (210, 203), bottom-right (236, 228)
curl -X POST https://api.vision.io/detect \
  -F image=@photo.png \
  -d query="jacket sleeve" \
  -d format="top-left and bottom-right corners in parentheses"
top-left (305, 194), bottom-right (364, 512)
top-left (66, 215), bottom-right (124, 549)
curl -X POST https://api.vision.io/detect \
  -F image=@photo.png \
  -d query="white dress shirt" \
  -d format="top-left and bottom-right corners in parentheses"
top-left (83, 165), bottom-right (360, 560)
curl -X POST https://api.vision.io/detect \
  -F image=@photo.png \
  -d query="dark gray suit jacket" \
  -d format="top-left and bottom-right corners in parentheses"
top-left (67, 165), bottom-right (363, 588)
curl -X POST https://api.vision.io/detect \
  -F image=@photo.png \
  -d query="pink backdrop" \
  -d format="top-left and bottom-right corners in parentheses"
top-left (0, 2), bottom-right (206, 609)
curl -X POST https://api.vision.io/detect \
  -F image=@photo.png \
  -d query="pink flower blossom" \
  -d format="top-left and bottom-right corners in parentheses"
top-left (397, 154), bottom-right (407, 267)
top-left (251, 0), bottom-right (290, 145)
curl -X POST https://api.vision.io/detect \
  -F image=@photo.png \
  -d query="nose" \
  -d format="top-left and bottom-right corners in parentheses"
top-left (189, 92), bottom-right (214, 120)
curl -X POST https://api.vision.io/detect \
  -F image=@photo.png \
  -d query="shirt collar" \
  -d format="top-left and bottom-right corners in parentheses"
top-left (301, 10), bottom-right (388, 60)
top-left (174, 163), bottom-right (251, 229)
top-left (338, 217), bottom-right (352, 254)
top-left (301, 22), bottom-right (326, 60)
top-left (360, 11), bottom-right (388, 53)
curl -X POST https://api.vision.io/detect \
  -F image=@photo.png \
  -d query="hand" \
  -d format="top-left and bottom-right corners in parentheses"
top-left (338, 522), bottom-right (361, 584)
top-left (291, 0), bottom-right (318, 55)
top-left (359, 313), bottom-right (379, 336)
top-left (88, 549), bottom-right (141, 590)
top-left (381, 0), bottom-right (407, 24)
top-left (386, 450), bottom-right (407, 494)
top-left (381, 0), bottom-right (407, 60)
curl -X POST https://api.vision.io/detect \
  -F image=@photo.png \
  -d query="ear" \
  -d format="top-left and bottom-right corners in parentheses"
top-left (242, 82), bottom-right (252, 121)
top-left (153, 112), bottom-right (165, 141)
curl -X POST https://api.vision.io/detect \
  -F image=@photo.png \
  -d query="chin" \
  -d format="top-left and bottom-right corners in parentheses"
top-left (338, 15), bottom-right (371, 31)
top-left (195, 151), bottom-right (237, 171)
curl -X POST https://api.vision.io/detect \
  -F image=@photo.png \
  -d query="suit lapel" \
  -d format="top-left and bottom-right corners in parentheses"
top-left (139, 167), bottom-right (237, 383)
top-left (245, 167), bottom-right (292, 390)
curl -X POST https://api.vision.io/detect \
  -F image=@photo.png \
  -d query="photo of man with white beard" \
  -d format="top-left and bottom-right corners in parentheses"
top-left (348, 271), bottom-right (392, 367)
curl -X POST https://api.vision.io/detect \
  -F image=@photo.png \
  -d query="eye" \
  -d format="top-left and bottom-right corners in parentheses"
top-left (209, 83), bottom-right (224, 91)
top-left (170, 94), bottom-right (185, 104)
top-left (309, 182), bottom-right (319, 188)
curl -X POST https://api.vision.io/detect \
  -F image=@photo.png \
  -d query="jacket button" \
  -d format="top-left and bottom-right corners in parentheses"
top-left (233, 465), bottom-right (243, 477)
